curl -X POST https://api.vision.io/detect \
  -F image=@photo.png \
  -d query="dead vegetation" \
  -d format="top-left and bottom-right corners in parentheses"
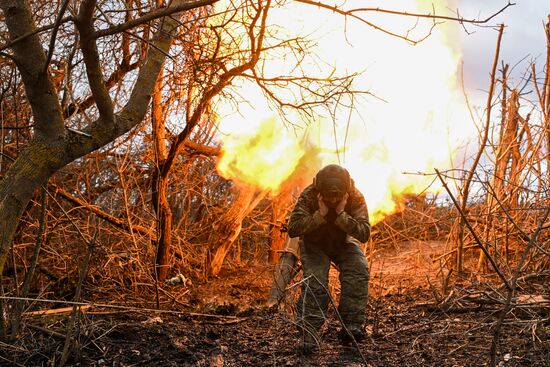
top-left (0, 1), bottom-right (549, 366)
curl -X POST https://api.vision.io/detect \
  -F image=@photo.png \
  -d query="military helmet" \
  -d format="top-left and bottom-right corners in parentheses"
top-left (314, 164), bottom-right (351, 197)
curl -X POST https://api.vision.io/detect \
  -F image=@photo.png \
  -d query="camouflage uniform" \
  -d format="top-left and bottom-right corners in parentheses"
top-left (288, 184), bottom-right (371, 334)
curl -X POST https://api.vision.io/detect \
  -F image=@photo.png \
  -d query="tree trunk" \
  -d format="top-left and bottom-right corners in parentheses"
top-left (268, 191), bottom-right (292, 263)
top-left (505, 91), bottom-right (521, 210)
top-left (544, 17), bottom-right (550, 188)
top-left (208, 185), bottom-right (267, 276)
top-left (457, 24), bottom-right (504, 274)
top-left (153, 175), bottom-right (173, 281)
top-left (266, 250), bottom-right (299, 307)
top-left (0, 141), bottom-right (66, 274)
top-left (150, 70), bottom-right (174, 281)
top-left (479, 90), bottom-right (520, 270)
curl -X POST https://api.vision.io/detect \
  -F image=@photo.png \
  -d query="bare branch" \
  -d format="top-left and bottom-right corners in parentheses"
top-left (93, 0), bottom-right (219, 39)
top-left (43, 0), bottom-right (71, 74)
top-left (296, 0), bottom-right (514, 44)
top-left (64, 59), bottom-right (141, 117)
top-left (435, 169), bottom-right (511, 290)
top-left (184, 140), bottom-right (221, 156)
top-left (76, 0), bottom-right (115, 123)
top-left (297, 0), bottom-right (514, 24)
top-left (489, 207), bottom-right (550, 367)
top-left (0, 0), bottom-right (65, 140)
top-left (52, 183), bottom-right (156, 239)
top-left (0, 16), bottom-right (72, 52)
top-left (161, 0), bottom-right (271, 177)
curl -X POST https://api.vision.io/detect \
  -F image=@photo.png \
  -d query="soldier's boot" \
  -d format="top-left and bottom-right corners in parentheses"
top-left (338, 325), bottom-right (365, 345)
top-left (297, 328), bottom-right (319, 355)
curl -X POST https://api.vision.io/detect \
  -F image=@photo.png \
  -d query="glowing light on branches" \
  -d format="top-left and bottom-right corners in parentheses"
top-left (213, 0), bottom-right (475, 223)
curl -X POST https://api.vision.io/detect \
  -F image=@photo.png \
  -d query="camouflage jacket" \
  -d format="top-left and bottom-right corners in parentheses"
top-left (287, 184), bottom-right (371, 248)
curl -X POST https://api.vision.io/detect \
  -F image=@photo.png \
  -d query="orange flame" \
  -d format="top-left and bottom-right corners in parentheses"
top-left (216, 116), bottom-right (305, 192)
top-left (214, 0), bottom-right (475, 224)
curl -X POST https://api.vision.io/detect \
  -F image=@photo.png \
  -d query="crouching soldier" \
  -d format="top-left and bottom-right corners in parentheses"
top-left (287, 164), bottom-right (371, 354)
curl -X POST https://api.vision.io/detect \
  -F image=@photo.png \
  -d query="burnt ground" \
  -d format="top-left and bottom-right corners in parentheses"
top-left (2, 241), bottom-right (549, 366)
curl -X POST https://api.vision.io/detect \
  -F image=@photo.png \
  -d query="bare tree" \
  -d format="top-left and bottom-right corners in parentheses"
top-left (0, 0), bottom-right (218, 274)
top-left (0, 0), bottom-right (515, 278)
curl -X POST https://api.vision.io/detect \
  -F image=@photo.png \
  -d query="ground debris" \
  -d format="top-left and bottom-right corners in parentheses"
top-left (1, 243), bottom-right (548, 366)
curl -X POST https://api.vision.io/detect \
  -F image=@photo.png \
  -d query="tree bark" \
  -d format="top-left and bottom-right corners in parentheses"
top-left (479, 90), bottom-right (521, 270)
top-left (153, 176), bottom-right (173, 280)
top-left (208, 185), bottom-right (267, 276)
top-left (544, 17), bottom-right (550, 187)
top-left (457, 24), bottom-right (504, 273)
top-left (268, 191), bottom-right (293, 263)
top-left (151, 70), bottom-right (173, 281)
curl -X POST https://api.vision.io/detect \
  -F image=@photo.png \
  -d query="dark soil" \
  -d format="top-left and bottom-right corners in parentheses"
top-left (2, 241), bottom-right (548, 366)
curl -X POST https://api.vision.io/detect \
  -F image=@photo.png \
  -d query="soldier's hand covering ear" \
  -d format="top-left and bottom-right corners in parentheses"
top-left (336, 193), bottom-right (349, 215)
top-left (317, 193), bottom-right (329, 217)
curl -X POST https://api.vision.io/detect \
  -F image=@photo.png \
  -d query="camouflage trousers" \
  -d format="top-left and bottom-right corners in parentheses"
top-left (297, 240), bottom-right (369, 332)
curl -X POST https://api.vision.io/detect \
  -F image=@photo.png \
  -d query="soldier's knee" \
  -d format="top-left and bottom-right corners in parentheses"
top-left (346, 260), bottom-right (369, 280)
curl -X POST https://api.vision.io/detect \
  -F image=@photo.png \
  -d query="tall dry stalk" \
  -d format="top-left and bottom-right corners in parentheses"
top-left (458, 24), bottom-right (505, 273)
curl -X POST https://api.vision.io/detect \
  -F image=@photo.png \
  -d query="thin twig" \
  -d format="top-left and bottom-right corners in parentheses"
top-left (435, 169), bottom-right (511, 290)
top-left (0, 17), bottom-right (73, 52)
top-left (92, 0), bottom-right (219, 39)
top-left (296, 274), bottom-right (368, 364)
top-left (458, 24), bottom-right (505, 272)
top-left (59, 225), bottom-right (97, 367)
top-left (43, 0), bottom-right (72, 74)
top-left (10, 186), bottom-right (47, 340)
top-left (489, 208), bottom-right (550, 367)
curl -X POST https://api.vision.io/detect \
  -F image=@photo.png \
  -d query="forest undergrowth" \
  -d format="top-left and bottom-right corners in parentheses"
top-left (1, 205), bottom-right (548, 367)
